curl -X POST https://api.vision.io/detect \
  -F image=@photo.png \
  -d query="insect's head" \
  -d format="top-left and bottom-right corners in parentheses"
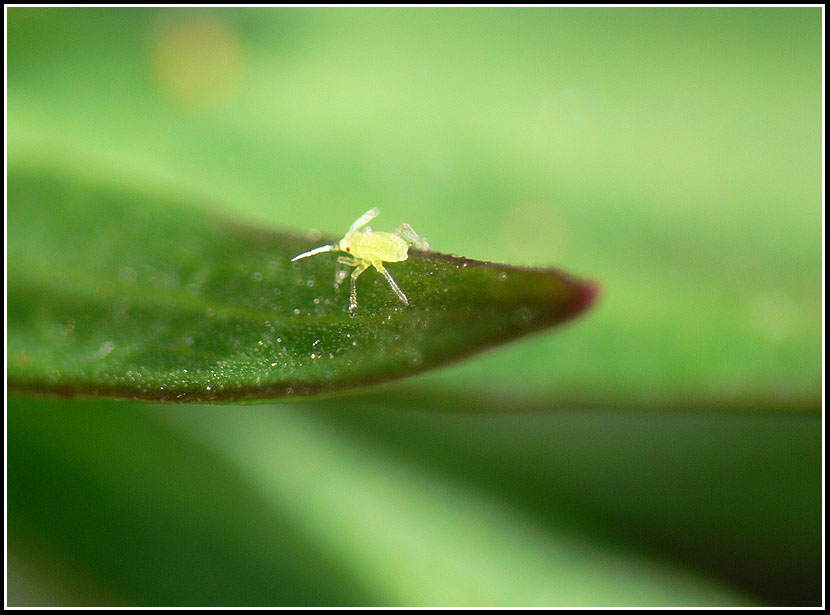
top-left (338, 235), bottom-right (354, 254)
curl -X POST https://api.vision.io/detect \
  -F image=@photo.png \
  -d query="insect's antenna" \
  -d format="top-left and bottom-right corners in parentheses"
top-left (345, 208), bottom-right (380, 237)
top-left (291, 244), bottom-right (337, 262)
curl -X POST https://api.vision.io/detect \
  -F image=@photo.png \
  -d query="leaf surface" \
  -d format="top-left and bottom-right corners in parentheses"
top-left (7, 168), bottom-right (597, 402)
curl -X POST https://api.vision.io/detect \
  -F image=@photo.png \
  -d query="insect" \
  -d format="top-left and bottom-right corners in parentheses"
top-left (291, 208), bottom-right (430, 312)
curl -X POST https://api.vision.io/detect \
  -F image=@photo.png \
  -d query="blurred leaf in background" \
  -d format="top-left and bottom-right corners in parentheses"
top-left (6, 7), bottom-right (822, 606)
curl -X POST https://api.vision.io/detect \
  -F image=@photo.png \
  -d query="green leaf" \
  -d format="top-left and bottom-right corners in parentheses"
top-left (7, 167), bottom-right (597, 402)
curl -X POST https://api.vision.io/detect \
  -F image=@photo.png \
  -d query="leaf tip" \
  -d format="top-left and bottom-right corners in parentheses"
top-left (574, 279), bottom-right (601, 313)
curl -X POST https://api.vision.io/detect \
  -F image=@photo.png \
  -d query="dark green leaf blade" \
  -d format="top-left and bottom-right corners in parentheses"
top-left (8, 167), bottom-right (597, 402)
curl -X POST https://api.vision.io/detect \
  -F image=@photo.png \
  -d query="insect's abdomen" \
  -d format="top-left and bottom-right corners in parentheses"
top-left (351, 232), bottom-right (409, 262)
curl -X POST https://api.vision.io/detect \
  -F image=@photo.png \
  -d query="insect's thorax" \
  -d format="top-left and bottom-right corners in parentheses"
top-left (345, 231), bottom-right (409, 262)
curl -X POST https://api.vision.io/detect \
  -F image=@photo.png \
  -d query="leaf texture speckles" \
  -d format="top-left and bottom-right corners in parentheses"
top-left (8, 168), bottom-right (598, 402)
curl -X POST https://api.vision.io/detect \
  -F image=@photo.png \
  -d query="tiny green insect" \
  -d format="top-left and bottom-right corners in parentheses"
top-left (291, 208), bottom-right (430, 312)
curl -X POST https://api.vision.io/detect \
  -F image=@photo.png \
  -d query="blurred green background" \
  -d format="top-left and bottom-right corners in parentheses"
top-left (7, 7), bottom-right (822, 606)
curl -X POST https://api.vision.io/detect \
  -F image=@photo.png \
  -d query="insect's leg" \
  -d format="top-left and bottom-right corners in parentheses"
top-left (374, 262), bottom-right (409, 306)
top-left (345, 208), bottom-right (380, 238)
top-left (326, 254), bottom-right (357, 289)
top-left (336, 255), bottom-right (356, 287)
top-left (335, 255), bottom-right (356, 288)
top-left (394, 223), bottom-right (430, 250)
top-left (349, 261), bottom-right (370, 313)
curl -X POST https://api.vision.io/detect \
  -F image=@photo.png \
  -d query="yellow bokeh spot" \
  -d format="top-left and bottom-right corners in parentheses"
top-left (152, 15), bottom-right (244, 109)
